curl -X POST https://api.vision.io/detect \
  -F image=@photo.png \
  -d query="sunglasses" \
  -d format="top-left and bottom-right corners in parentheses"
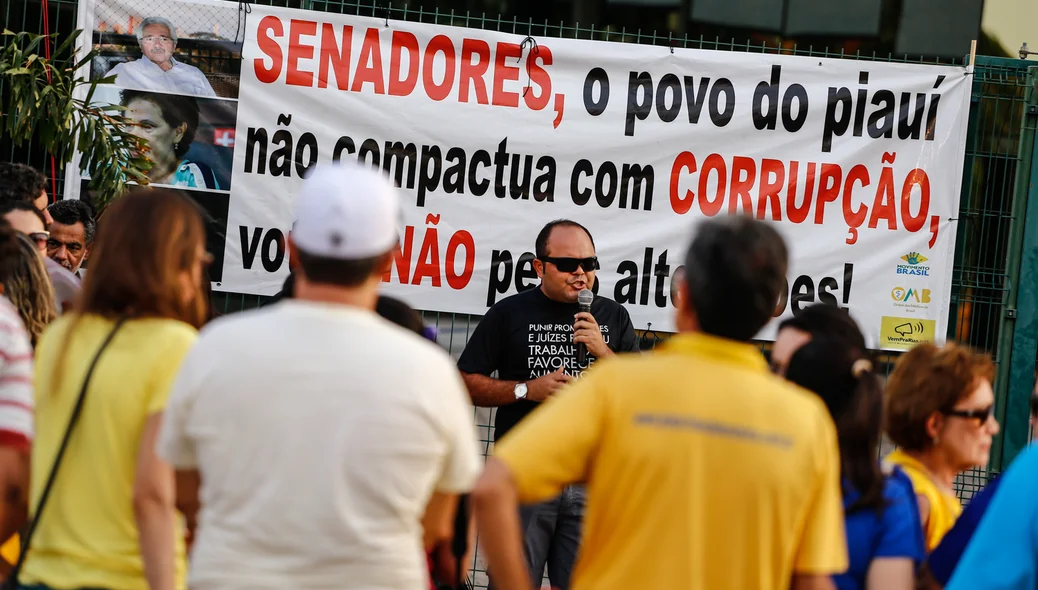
top-left (27, 231), bottom-right (49, 250)
top-left (943, 405), bottom-right (995, 424)
top-left (541, 256), bottom-right (600, 273)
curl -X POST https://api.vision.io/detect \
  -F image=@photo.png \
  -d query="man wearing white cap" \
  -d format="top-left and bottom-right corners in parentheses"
top-left (157, 162), bottom-right (482, 589)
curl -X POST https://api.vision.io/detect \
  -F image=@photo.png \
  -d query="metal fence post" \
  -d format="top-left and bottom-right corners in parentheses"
top-left (998, 66), bottom-right (1038, 469)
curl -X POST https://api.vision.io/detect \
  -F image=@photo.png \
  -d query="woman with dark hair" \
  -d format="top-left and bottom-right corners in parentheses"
top-left (19, 189), bottom-right (211, 590)
top-left (121, 89), bottom-right (219, 190)
top-left (786, 338), bottom-right (924, 590)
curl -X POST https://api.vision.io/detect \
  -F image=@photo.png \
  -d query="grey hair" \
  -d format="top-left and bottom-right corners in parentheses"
top-left (136, 16), bottom-right (178, 44)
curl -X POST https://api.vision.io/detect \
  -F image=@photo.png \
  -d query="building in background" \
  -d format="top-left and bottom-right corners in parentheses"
top-left (404, 0), bottom-right (1028, 62)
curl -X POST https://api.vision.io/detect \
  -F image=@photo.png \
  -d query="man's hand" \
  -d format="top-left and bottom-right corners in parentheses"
top-left (526, 368), bottom-right (574, 402)
top-left (574, 312), bottom-right (612, 359)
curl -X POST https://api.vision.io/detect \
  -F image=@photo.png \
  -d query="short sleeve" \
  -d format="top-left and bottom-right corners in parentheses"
top-left (876, 475), bottom-right (927, 561)
top-left (153, 325), bottom-right (201, 469)
top-left (145, 323), bottom-right (198, 415)
top-left (435, 365), bottom-right (483, 493)
top-left (946, 446), bottom-right (1038, 590)
top-left (794, 408), bottom-right (849, 574)
top-left (493, 365), bottom-right (609, 503)
top-left (457, 304), bottom-right (504, 376)
top-left (614, 307), bottom-right (639, 353)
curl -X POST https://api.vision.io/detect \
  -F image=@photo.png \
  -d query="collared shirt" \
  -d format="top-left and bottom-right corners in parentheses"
top-left (43, 256), bottom-right (81, 314)
top-left (107, 57), bottom-right (216, 97)
top-left (494, 331), bottom-right (848, 590)
top-left (171, 161), bottom-right (219, 190)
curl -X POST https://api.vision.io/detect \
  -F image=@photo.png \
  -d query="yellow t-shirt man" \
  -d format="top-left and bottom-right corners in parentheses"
top-left (20, 315), bottom-right (197, 590)
top-left (495, 332), bottom-right (848, 590)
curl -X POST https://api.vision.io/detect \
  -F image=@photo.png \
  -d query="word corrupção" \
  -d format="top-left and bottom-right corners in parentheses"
top-left (669, 151), bottom-right (941, 247)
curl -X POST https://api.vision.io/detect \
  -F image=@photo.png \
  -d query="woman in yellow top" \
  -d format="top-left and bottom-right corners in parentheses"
top-left (883, 342), bottom-right (1000, 552)
top-left (18, 190), bottom-right (210, 590)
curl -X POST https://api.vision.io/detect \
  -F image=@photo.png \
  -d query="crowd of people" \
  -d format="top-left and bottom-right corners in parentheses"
top-left (0, 159), bottom-right (1035, 590)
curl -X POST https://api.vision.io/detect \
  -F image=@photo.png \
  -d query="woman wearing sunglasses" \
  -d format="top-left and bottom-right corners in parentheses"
top-left (884, 342), bottom-right (999, 552)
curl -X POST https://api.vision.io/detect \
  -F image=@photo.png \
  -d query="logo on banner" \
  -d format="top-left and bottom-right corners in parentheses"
top-left (213, 128), bottom-right (236, 148)
top-left (891, 286), bottom-right (931, 309)
top-left (880, 316), bottom-right (936, 350)
top-left (897, 252), bottom-right (930, 277)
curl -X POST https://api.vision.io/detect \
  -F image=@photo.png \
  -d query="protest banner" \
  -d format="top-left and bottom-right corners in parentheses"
top-left (70, 1), bottom-right (972, 349)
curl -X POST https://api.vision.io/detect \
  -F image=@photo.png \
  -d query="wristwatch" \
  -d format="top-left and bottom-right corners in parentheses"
top-left (514, 382), bottom-right (528, 400)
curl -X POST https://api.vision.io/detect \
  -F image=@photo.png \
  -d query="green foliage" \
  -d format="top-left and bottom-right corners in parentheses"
top-left (0, 29), bottom-right (152, 209)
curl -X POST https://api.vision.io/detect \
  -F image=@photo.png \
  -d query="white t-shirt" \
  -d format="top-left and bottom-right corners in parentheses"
top-left (157, 300), bottom-right (482, 590)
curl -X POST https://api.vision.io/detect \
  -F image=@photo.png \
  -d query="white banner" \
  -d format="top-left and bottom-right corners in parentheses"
top-left (72, 1), bottom-right (973, 350)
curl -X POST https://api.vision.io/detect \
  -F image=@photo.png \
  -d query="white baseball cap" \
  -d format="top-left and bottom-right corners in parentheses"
top-left (291, 162), bottom-right (401, 260)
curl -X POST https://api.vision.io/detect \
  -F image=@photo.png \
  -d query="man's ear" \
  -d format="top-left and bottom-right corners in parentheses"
top-left (377, 249), bottom-right (395, 276)
top-left (533, 258), bottom-right (544, 279)
top-left (287, 235), bottom-right (300, 272)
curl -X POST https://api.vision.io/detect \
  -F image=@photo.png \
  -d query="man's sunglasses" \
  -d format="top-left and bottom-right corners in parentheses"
top-left (540, 256), bottom-right (600, 273)
top-left (943, 405), bottom-right (995, 424)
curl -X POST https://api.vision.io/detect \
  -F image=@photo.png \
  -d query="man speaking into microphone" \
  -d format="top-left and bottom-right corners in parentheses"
top-left (458, 219), bottom-right (638, 590)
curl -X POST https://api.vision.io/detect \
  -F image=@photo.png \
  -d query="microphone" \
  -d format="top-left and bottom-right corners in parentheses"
top-left (576, 289), bottom-right (594, 366)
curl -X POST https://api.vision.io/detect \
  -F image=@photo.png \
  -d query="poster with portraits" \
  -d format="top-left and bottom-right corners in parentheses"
top-left (66, 0), bottom-right (240, 283)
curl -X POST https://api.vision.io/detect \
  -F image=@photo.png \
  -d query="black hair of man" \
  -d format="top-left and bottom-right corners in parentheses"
top-left (0, 163), bottom-right (47, 205)
top-left (534, 219), bottom-right (596, 260)
top-left (376, 295), bottom-right (425, 335)
top-left (48, 199), bottom-right (97, 244)
top-left (295, 248), bottom-right (384, 288)
top-left (0, 201), bottom-right (47, 227)
top-left (778, 303), bottom-right (867, 354)
top-left (682, 215), bottom-right (788, 342)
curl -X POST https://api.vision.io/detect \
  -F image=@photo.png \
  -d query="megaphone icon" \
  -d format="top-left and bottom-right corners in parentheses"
top-left (895, 321), bottom-right (924, 337)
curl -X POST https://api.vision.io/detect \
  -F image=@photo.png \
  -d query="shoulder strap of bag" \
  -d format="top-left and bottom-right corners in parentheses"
top-left (5, 316), bottom-right (129, 586)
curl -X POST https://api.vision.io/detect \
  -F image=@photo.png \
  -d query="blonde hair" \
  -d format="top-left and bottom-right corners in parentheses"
top-left (2, 234), bottom-right (57, 347)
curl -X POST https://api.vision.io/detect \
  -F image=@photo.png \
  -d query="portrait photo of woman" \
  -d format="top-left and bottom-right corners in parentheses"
top-left (81, 85), bottom-right (235, 191)
top-left (120, 89), bottom-right (220, 190)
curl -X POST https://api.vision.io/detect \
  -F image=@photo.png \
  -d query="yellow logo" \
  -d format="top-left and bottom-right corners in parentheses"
top-left (880, 316), bottom-right (936, 350)
top-left (890, 287), bottom-right (931, 304)
top-left (901, 252), bottom-right (929, 265)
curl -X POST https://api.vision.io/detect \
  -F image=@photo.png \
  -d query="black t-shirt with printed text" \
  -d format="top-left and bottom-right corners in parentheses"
top-left (458, 287), bottom-right (639, 440)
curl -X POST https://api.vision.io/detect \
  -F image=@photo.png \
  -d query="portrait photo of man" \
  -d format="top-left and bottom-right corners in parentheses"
top-left (105, 16), bottom-right (217, 97)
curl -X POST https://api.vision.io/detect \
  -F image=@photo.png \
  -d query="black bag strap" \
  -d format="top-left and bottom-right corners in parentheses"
top-left (452, 494), bottom-right (470, 590)
top-left (5, 316), bottom-right (128, 587)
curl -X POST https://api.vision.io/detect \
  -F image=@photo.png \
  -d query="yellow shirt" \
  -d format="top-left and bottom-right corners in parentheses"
top-left (0, 534), bottom-right (17, 563)
top-left (21, 315), bottom-right (197, 590)
top-left (495, 332), bottom-right (848, 590)
top-left (885, 449), bottom-right (963, 551)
